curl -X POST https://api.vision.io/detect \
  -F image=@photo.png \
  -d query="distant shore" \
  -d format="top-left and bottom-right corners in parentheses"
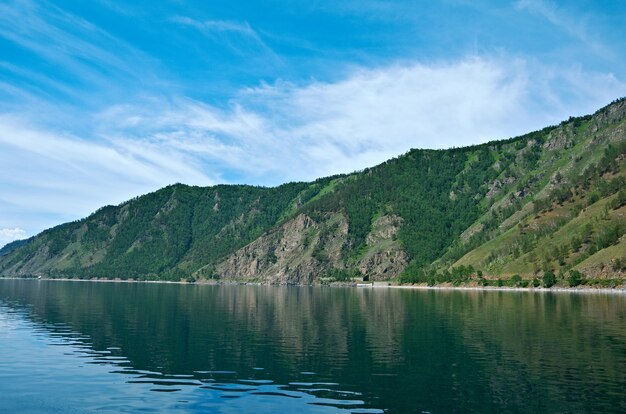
top-left (0, 276), bottom-right (191, 285)
top-left (1, 276), bottom-right (625, 294)
top-left (382, 284), bottom-right (626, 294)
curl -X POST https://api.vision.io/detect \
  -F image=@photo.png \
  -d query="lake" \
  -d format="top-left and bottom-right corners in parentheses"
top-left (0, 279), bottom-right (625, 413)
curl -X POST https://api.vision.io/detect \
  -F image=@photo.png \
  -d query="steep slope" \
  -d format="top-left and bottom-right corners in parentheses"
top-left (430, 99), bottom-right (626, 284)
top-left (1, 98), bottom-right (625, 284)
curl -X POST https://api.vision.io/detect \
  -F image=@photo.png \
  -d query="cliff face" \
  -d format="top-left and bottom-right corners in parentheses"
top-left (216, 213), bottom-right (408, 284)
top-left (217, 214), bottom-right (348, 284)
top-left (356, 215), bottom-right (408, 281)
top-left (1, 99), bottom-right (625, 283)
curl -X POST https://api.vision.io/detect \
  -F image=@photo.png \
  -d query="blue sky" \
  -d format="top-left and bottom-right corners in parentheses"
top-left (1, 0), bottom-right (626, 246)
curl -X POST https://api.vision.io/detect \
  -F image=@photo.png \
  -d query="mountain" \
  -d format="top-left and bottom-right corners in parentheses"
top-left (1, 99), bottom-right (625, 286)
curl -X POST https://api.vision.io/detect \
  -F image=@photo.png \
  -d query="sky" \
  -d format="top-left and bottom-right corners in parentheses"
top-left (1, 0), bottom-right (626, 247)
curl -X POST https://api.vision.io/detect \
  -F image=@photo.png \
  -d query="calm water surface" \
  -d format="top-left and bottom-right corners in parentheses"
top-left (0, 279), bottom-right (625, 413)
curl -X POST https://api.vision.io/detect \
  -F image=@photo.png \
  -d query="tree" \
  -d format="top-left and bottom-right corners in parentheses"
top-left (568, 270), bottom-right (583, 287)
top-left (510, 274), bottom-right (522, 287)
top-left (543, 271), bottom-right (556, 288)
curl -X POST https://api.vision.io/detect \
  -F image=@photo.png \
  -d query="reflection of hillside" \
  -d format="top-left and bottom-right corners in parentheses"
top-left (434, 291), bottom-right (626, 412)
top-left (1, 280), bottom-right (625, 413)
top-left (0, 281), bottom-right (412, 381)
top-left (354, 288), bottom-right (408, 366)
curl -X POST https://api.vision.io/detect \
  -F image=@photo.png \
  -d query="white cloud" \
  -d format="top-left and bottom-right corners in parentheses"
top-left (96, 56), bottom-right (626, 183)
top-left (0, 228), bottom-right (27, 249)
top-left (172, 16), bottom-right (257, 36)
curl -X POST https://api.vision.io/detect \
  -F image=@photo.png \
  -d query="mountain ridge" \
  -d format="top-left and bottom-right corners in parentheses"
top-left (2, 98), bottom-right (625, 286)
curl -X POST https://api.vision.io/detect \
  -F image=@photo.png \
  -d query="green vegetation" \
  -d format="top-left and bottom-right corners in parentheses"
top-left (567, 270), bottom-right (584, 287)
top-left (1, 98), bottom-right (625, 286)
top-left (543, 272), bottom-right (557, 288)
top-left (0, 238), bottom-right (30, 257)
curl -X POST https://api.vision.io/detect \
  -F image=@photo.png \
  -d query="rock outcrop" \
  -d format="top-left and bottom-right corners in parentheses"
top-left (217, 213), bottom-right (350, 284)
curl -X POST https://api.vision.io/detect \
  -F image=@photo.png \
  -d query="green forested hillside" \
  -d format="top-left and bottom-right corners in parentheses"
top-left (0, 182), bottom-right (321, 280)
top-left (1, 98), bottom-right (625, 285)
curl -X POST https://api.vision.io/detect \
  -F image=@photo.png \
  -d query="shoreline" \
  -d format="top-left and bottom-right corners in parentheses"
top-left (383, 284), bottom-right (626, 294)
top-left (1, 276), bottom-right (625, 294)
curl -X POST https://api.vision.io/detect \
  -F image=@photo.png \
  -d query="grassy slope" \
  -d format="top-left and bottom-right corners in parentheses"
top-left (444, 105), bottom-right (626, 281)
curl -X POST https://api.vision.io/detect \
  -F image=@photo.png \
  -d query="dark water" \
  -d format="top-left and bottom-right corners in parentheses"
top-left (0, 280), bottom-right (625, 413)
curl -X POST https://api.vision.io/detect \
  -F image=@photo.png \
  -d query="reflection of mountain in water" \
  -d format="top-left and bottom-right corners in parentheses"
top-left (447, 290), bottom-right (626, 411)
top-left (0, 280), bottom-right (625, 413)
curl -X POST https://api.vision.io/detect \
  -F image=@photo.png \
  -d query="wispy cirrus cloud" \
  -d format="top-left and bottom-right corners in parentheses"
top-left (0, 0), bottom-right (157, 108)
top-left (171, 16), bottom-right (278, 60)
top-left (514, 0), bottom-right (613, 60)
top-left (172, 16), bottom-right (257, 36)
